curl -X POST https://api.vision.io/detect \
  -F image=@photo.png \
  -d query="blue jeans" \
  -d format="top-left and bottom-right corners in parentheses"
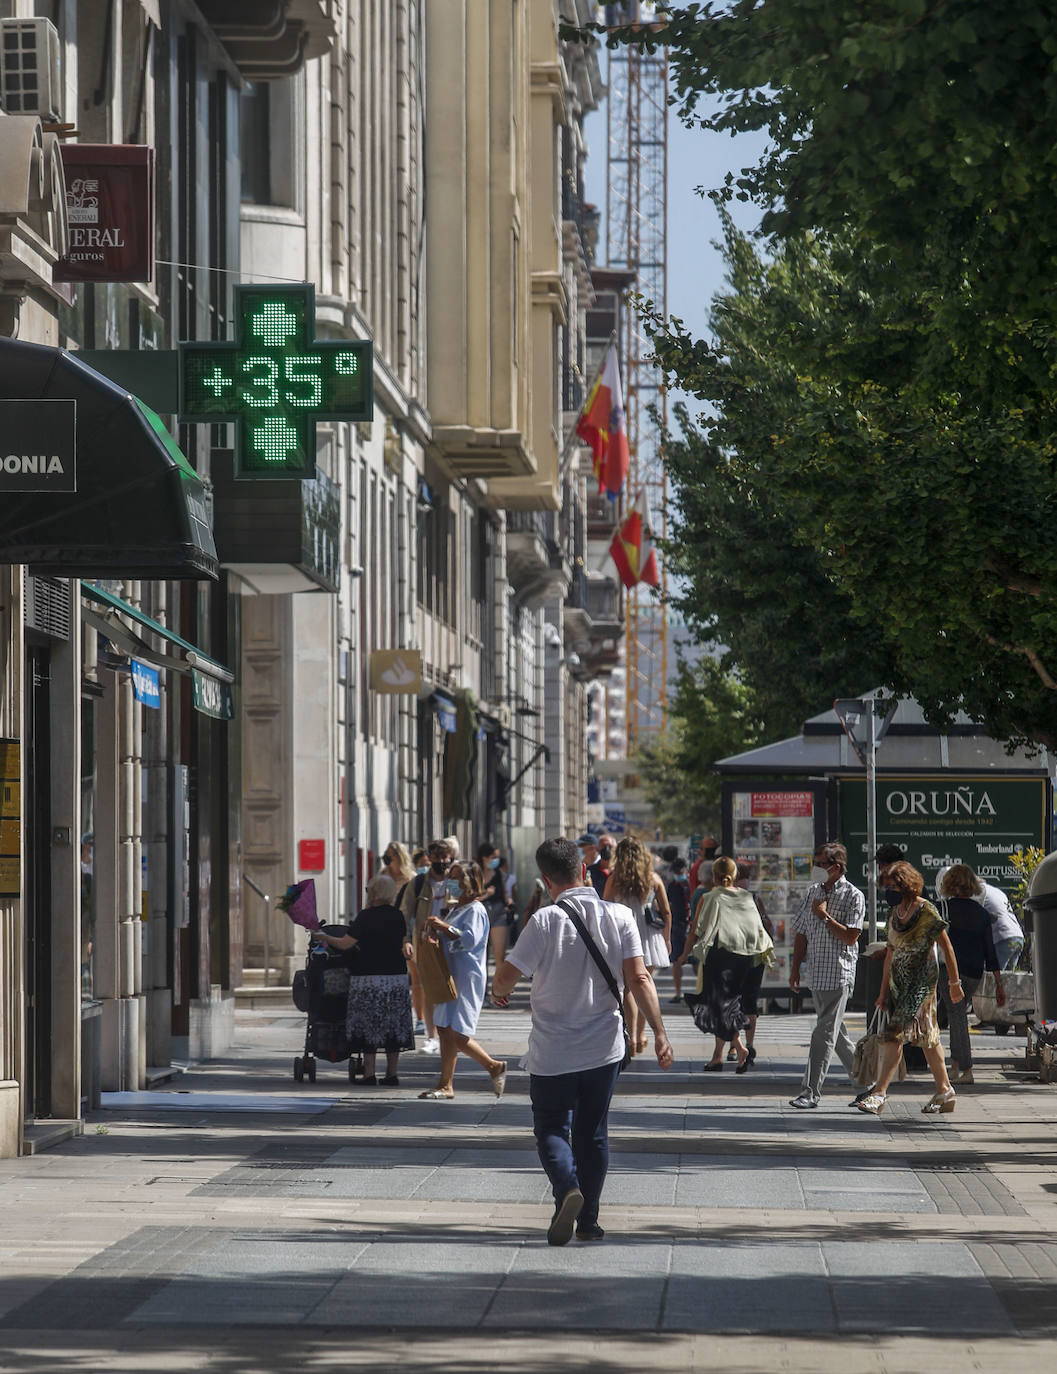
top-left (529, 1060), bottom-right (622, 1228)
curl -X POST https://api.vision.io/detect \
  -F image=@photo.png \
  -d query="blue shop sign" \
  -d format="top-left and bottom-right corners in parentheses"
top-left (130, 659), bottom-right (160, 709)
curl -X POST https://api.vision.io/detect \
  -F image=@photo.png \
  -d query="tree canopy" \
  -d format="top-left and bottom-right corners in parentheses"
top-left (567, 2), bottom-right (1057, 748)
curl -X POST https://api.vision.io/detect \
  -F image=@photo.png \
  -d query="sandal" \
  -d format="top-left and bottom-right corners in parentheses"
top-left (635, 1038), bottom-right (649, 1055)
top-left (418, 1088), bottom-right (454, 1100)
top-left (922, 1088), bottom-right (956, 1115)
top-left (856, 1093), bottom-right (887, 1115)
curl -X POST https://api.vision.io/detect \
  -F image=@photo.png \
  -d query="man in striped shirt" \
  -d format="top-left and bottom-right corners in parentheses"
top-left (788, 841), bottom-right (865, 1109)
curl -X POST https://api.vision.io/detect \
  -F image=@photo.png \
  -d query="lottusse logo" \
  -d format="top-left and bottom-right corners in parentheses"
top-left (885, 786), bottom-right (996, 818)
top-left (3, 455), bottom-right (65, 475)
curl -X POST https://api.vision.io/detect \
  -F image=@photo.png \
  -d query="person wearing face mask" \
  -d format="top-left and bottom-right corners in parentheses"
top-left (788, 842), bottom-right (866, 1109)
top-left (577, 834), bottom-right (608, 898)
top-left (399, 838), bottom-right (456, 1054)
top-left (477, 839), bottom-right (511, 970)
top-left (418, 860), bottom-right (507, 1101)
top-left (875, 843), bottom-right (907, 910)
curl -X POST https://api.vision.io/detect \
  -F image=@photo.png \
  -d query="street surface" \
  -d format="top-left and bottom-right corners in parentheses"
top-left (2, 971), bottom-right (1057, 1373)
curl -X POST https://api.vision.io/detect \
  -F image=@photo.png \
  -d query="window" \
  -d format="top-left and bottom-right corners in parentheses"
top-left (239, 79), bottom-right (299, 208)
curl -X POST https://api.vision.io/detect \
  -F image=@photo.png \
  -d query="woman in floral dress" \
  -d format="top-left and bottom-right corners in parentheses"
top-left (857, 861), bottom-right (964, 1116)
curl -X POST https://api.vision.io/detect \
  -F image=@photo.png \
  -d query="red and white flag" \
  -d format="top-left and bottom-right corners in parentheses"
top-left (576, 344), bottom-right (630, 498)
top-left (609, 492), bottom-right (660, 590)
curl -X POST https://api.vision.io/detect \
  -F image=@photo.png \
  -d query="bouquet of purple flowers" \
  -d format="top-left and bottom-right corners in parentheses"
top-left (277, 878), bottom-right (320, 930)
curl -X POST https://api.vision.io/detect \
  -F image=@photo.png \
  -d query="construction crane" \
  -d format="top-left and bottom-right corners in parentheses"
top-left (604, 0), bottom-right (669, 752)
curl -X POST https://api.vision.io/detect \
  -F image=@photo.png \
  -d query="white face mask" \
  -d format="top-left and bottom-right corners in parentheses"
top-left (811, 865), bottom-right (831, 882)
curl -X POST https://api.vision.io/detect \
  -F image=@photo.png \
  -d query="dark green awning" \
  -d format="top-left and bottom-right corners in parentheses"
top-left (81, 581), bottom-right (233, 686)
top-left (0, 339), bottom-right (218, 580)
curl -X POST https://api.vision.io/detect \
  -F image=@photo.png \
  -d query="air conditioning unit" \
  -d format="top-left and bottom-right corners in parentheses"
top-left (0, 18), bottom-right (63, 122)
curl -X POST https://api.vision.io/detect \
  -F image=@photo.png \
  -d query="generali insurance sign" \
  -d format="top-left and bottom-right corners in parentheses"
top-left (54, 145), bottom-right (154, 283)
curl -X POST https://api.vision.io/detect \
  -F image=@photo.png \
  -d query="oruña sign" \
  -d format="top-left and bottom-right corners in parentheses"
top-left (0, 400), bottom-right (76, 492)
top-left (839, 774), bottom-right (1049, 895)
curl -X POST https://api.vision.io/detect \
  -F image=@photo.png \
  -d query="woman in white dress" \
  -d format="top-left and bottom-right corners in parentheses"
top-left (603, 836), bottom-right (671, 1055)
top-left (418, 861), bottom-right (507, 1101)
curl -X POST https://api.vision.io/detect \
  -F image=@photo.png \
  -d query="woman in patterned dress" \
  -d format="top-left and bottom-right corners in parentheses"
top-left (857, 861), bottom-right (964, 1116)
top-left (314, 872), bottom-right (414, 1085)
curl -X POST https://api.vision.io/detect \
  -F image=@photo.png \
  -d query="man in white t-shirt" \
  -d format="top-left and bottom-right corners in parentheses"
top-left (491, 836), bottom-right (673, 1246)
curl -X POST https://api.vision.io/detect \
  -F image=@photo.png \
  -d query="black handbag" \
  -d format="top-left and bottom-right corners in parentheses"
top-left (557, 898), bottom-right (632, 1070)
top-left (644, 900), bottom-right (666, 930)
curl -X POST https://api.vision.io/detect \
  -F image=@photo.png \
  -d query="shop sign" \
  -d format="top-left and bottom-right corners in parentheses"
top-left (54, 145), bottom-right (155, 283)
top-left (370, 649), bottom-right (422, 694)
top-left (191, 669), bottom-right (233, 721)
top-left (0, 400), bottom-right (76, 492)
top-left (603, 807), bottom-right (627, 835)
top-left (299, 839), bottom-right (325, 872)
top-left (839, 775), bottom-right (1048, 895)
top-left (130, 659), bottom-right (160, 709)
top-left (0, 739), bottom-right (19, 897)
top-left (750, 790), bottom-right (814, 818)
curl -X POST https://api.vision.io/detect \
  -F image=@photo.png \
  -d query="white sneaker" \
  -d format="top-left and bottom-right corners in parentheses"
top-left (421, 1037), bottom-right (439, 1054)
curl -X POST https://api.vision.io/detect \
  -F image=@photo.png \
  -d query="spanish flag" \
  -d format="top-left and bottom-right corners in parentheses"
top-left (609, 492), bottom-right (660, 590)
top-left (575, 344), bottom-right (630, 498)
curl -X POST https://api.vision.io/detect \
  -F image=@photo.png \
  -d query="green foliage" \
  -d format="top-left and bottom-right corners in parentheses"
top-left (565, 2), bottom-right (1057, 749)
top-left (1007, 846), bottom-right (1045, 924)
top-left (634, 656), bottom-right (766, 834)
top-left (654, 222), bottom-right (1057, 748)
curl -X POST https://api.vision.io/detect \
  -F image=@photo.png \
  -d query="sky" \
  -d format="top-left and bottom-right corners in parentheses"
top-left (582, 94), bottom-right (769, 428)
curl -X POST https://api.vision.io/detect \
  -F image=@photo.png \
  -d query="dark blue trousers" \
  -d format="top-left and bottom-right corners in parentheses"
top-left (529, 1060), bottom-right (622, 1227)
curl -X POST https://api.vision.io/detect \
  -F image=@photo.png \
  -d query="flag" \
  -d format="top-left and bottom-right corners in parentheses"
top-left (608, 492), bottom-right (660, 590)
top-left (575, 344), bottom-right (630, 498)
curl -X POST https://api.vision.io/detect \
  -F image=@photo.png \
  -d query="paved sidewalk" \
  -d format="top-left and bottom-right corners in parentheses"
top-left (1, 976), bottom-right (1056, 1372)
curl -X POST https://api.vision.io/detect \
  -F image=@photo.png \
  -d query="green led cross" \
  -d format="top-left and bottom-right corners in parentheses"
top-left (179, 282), bottom-right (373, 480)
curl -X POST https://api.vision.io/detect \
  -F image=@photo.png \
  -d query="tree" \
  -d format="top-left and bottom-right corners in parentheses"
top-left (562, 4), bottom-right (1057, 746)
top-left (635, 656), bottom-right (767, 834)
top-left (574, 2), bottom-right (1057, 335)
top-left (654, 220), bottom-right (1057, 748)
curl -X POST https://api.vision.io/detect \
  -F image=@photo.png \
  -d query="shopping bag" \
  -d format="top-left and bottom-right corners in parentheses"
top-left (852, 1007), bottom-right (906, 1085)
top-left (415, 931), bottom-right (457, 1004)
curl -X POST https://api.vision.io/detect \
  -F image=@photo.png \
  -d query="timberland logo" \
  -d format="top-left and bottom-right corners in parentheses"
top-left (885, 787), bottom-right (996, 819)
top-left (3, 455), bottom-right (66, 475)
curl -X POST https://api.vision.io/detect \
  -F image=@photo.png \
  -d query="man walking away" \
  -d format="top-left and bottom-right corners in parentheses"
top-left (788, 841), bottom-right (865, 1109)
top-left (492, 837), bottom-right (673, 1245)
top-left (577, 834), bottom-right (608, 897)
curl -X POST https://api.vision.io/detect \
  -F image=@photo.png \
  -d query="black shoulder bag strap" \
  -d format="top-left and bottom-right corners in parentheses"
top-left (557, 897), bottom-right (632, 1069)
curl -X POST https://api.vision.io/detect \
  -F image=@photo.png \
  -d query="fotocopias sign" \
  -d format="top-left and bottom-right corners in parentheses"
top-left (54, 145), bottom-right (154, 283)
top-left (180, 283), bottom-right (373, 479)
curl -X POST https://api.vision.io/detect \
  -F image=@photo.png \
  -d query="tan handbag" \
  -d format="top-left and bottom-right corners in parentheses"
top-left (415, 929), bottom-right (457, 1004)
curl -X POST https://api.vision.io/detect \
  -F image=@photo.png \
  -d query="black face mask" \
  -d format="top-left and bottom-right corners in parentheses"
top-left (884, 889), bottom-right (902, 909)
top-left (431, 860), bottom-right (450, 875)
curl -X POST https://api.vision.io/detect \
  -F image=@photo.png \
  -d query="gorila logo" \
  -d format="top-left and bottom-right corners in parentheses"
top-left (885, 786), bottom-right (996, 818)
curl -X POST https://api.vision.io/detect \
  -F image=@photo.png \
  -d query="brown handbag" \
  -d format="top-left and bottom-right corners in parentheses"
top-left (415, 928), bottom-right (457, 1004)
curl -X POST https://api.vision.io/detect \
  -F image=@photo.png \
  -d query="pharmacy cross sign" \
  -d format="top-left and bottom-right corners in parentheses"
top-left (179, 283), bottom-right (373, 479)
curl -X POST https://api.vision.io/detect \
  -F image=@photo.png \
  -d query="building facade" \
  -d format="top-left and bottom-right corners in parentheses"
top-left (0, 0), bottom-right (616, 1156)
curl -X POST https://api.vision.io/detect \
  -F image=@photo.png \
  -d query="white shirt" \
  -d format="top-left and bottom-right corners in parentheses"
top-left (507, 885), bottom-right (642, 1075)
top-left (977, 883), bottom-right (1024, 945)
